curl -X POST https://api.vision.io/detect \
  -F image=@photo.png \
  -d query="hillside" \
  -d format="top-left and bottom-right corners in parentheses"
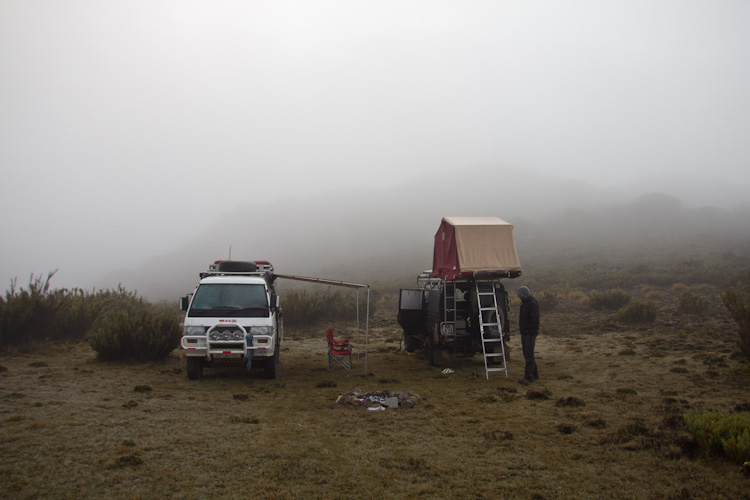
top-left (104, 176), bottom-right (750, 301)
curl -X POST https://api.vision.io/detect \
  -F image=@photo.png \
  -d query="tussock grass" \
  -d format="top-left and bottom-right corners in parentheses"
top-left (556, 396), bottom-right (585, 407)
top-left (566, 290), bottom-right (588, 302)
top-left (721, 272), bottom-right (750, 358)
top-left (539, 290), bottom-right (558, 311)
top-left (671, 283), bottom-right (690, 293)
top-left (613, 301), bottom-right (657, 324)
top-left (679, 292), bottom-right (711, 315)
top-left (589, 289), bottom-right (631, 310)
top-left (641, 285), bottom-right (662, 295)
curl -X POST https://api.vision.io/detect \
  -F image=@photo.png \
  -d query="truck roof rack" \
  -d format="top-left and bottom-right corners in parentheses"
top-left (200, 260), bottom-right (276, 283)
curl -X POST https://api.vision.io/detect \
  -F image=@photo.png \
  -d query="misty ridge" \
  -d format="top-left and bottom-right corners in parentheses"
top-left (105, 169), bottom-right (750, 301)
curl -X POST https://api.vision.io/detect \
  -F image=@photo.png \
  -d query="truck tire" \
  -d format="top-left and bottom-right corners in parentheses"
top-left (187, 357), bottom-right (203, 380)
top-left (263, 342), bottom-right (279, 379)
top-left (424, 331), bottom-right (435, 366)
top-left (403, 331), bottom-right (419, 352)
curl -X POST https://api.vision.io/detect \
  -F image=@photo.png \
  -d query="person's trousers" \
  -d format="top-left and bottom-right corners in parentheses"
top-left (521, 333), bottom-right (539, 381)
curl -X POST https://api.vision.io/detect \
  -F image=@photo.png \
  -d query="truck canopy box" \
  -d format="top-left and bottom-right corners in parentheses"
top-left (432, 216), bottom-right (522, 280)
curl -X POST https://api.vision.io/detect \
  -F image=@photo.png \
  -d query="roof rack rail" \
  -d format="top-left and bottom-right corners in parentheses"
top-left (199, 260), bottom-right (276, 281)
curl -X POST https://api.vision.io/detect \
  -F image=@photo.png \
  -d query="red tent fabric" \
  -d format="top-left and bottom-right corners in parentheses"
top-left (431, 217), bottom-right (522, 280)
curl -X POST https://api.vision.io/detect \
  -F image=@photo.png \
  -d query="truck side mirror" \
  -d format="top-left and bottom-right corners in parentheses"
top-left (270, 293), bottom-right (279, 309)
top-left (179, 296), bottom-right (190, 311)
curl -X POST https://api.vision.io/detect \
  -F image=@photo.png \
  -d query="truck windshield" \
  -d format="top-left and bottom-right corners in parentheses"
top-left (188, 284), bottom-right (269, 318)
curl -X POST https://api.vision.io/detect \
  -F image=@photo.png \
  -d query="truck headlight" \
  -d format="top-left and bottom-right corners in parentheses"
top-left (249, 326), bottom-right (272, 336)
top-left (184, 326), bottom-right (207, 335)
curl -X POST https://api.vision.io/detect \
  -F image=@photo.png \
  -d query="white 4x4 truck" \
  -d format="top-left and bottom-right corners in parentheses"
top-left (180, 260), bottom-right (282, 379)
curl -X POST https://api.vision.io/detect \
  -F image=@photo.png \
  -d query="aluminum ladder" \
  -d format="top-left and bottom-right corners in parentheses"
top-left (475, 280), bottom-right (508, 379)
top-left (444, 280), bottom-right (456, 326)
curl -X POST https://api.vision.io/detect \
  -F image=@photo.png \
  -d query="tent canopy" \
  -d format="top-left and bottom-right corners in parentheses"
top-left (431, 216), bottom-right (522, 280)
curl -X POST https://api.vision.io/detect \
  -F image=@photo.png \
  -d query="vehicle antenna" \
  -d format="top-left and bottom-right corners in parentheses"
top-left (228, 245), bottom-right (232, 260)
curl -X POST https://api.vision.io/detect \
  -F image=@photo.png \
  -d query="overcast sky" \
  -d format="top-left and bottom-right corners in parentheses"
top-left (1, 0), bottom-right (749, 291)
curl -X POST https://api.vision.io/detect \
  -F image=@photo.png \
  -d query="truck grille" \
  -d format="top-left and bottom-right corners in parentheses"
top-left (208, 342), bottom-right (245, 351)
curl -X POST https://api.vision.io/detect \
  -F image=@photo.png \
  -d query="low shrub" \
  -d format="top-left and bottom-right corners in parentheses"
top-left (640, 285), bottom-right (661, 295)
top-left (613, 301), bottom-right (657, 324)
top-left (0, 272), bottom-right (67, 348)
top-left (589, 289), bottom-right (631, 311)
top-left (566, 290), bottom-right (587, 301)
top-left (721, 272), bottom-right (750, 358)
top-left (88, 302), bottom-right (181, 362)
top-left (671, 283), bottom-right (689, 293)
top-left (282, 288), bottom-right (376, 327)
top-left (684, 411), bottom-right (750, 464)
top-left (0, 273), bottom-right (146, 351)
top-left (539, 291), bottom-right (558, 312)
top-left (678, 292), bottom-right (710, 315)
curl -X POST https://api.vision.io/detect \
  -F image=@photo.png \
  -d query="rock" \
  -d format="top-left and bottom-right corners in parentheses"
top-left (384, 397), bottom-right (399, 408)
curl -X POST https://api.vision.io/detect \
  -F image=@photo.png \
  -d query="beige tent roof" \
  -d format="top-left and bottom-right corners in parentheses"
top-left (436, 217), bottom-right (522, 276)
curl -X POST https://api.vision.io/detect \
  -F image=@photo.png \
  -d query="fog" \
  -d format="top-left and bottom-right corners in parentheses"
top-left (2, 1), bottom-right (749, 298)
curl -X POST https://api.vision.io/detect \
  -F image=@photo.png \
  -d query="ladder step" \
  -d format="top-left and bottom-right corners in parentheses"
top-left (482, 338), bottom-right (503, 343)
top-left (486, 367), bottom-right (507, 372)
top-left (485, 353), bottom-right (504, 357)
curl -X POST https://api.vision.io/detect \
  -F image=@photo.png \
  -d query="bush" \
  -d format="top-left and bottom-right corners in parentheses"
top-left (589, 289), bottom-right (631, 311)
top-left (0, 273), bottom-right (145, 351)
top-left (88, 301), bottom-right (182, 362)
top-left (538, 291), bottom-right (558, 312)
top-left (613, 301), bottom-right (657, 324)
top-left (0, 272), bottom-right (62, 347)
top-left (282, 289), bottom-right (376, 327)
top-left (721, 272), bottom-right (750, 358)
top-left (671, 283), bottom-right (689, 293)
top-left (0, 272), bottom-right (103, 349)
top-left (684, 411), bottom-right (750, 464)
top-left (678, 292), bottom-right (710, 316)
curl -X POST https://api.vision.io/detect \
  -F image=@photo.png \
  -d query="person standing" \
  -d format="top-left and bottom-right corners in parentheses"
top-left (517, 286), bottom-right (539, 384)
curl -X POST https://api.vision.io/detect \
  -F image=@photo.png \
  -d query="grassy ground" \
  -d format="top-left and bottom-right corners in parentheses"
top-left (1, 284), bottom-right (748, 499)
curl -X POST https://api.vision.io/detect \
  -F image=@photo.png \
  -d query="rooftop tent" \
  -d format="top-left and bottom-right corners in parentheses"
top-left (431, 216), bottom-right (522, 280)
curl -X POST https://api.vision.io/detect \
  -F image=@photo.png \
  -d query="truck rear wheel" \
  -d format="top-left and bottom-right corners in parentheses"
top-left (187, 357), bottom-right (203, 380)
top-left (424, 332), bottom-right (435, 366)
top-left (403, 331), bottom-right (419, 352)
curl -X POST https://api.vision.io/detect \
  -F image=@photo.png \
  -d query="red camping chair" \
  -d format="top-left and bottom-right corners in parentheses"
top-left (327, 328), bottom-right (352, 371)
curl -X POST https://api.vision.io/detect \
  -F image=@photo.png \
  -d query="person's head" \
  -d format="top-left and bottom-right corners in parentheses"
top-left (516, 286), bottom-right (531, 300)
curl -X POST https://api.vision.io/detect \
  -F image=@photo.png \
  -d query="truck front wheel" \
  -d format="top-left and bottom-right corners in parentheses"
top-left (187, 357), bottom-right (203, 380)
top-left (263, 342), bottom-right (279, 379)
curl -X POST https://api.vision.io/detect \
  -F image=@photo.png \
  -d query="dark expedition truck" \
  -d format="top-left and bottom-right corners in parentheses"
top-left (397, 217), bottom-right (522, 378)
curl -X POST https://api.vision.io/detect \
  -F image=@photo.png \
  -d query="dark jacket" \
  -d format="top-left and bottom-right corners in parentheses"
top-left (519, 295), bottom-right (539, 336)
